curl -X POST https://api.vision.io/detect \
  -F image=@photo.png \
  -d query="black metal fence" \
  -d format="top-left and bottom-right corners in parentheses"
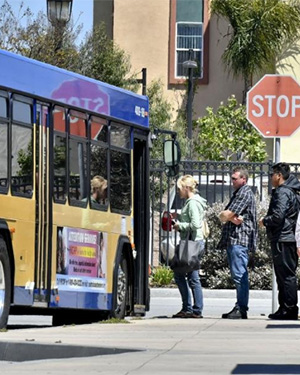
top-left (149, 159), bottom-right (300, 266)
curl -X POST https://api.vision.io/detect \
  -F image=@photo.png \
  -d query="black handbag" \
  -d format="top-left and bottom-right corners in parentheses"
top-left (170, 231), bottom-right (204, 274)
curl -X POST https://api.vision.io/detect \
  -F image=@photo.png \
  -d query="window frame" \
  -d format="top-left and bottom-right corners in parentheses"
top-left (175, 21), bottom-right (203, 79)
top-left (10, 95), bottom-right (34, 198)
top-left (109, 121), bottom-right (132, 216)
top-left (0, 91), bottom-right (9, 194)
top-left (89, 115), bottom-right (109, 211)
top-left (169, 0), bottom-right (209, 85)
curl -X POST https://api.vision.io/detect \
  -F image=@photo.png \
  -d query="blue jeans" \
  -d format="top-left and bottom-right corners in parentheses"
top-left (174, 241), bottom-right (204, 314)
top-left (227, 244), bottom-right (249, 312)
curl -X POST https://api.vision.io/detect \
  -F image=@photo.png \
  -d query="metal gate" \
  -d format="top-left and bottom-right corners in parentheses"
top-left (149, 159), bottom-right (300, 267)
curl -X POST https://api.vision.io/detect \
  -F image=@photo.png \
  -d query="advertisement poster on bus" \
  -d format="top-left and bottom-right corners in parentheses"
top-left (56, 226), bottom-right (107, 292)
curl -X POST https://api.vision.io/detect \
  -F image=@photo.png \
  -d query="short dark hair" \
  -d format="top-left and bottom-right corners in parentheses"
top-left (232, 166), bottom-right (249, 182)
top-left (272, 162), bottom-right (290, 180)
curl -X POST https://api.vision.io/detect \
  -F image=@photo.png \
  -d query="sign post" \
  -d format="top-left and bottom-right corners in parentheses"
top-left (247, 74), bottom-right (300, 313)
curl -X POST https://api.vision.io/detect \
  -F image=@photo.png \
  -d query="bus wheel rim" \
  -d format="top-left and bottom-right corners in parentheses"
top-left (117, 265), bottom-right (126, 306)
top-left (0, 261), bottom-right (5, 317)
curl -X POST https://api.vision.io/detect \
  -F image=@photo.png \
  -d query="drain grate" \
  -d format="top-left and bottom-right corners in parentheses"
top-left (0, 342), bottom-right (140, 362)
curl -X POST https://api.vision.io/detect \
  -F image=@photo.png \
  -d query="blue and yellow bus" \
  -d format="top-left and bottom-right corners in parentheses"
top-left (0, 49), bottom-right (150, 326)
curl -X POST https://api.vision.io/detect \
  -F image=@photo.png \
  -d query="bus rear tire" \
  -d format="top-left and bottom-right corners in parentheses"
top-left (112, 253), bottom-right (129, 319)
top-left (0, 237), bottom-right (11, 329)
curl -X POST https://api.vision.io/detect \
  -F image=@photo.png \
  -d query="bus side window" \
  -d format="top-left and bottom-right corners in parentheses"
top-left (0, 94), bottom-right (8, 192)
top-left (110, 123), bottom-right (131, 214)
top-left (11, 99), bottom-right (33, 197)
top-left (53, 106), bottom-right (67, 202)
top-left (90, 117), bottom-right (108, 210)
top-left (68, 111), bottom-right (88, 204)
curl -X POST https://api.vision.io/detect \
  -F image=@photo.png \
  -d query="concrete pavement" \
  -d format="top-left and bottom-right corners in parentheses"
top-left (1, 289), bottom-right (300, 374)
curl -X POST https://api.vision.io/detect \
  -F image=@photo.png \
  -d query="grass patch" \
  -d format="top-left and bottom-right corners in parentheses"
top-left (98, 318), bottom-right (130, 324)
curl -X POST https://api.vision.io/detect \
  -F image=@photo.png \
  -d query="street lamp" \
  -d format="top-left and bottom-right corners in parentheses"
top-left (47, 0), bottom-right (73, 26)
top-left (183, 49), bottom-right (197, 142)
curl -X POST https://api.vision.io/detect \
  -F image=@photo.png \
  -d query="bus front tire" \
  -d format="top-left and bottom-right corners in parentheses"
top-left (0, 237), bottom-right (11, 329)
top-left (112, 253), bottom-right (129, 319)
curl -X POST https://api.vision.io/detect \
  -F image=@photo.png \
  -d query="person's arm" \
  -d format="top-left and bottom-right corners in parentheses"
top-left (262, 189), bottom-right (289, 229)
top-left (219, 189), bottom-right (250, 225)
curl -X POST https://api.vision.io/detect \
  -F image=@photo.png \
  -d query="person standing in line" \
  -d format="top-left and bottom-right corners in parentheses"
top-left (172, 175), bottom-right (207, 319)
top-left (259, 162), bottom-right (300, 320)
top-left (218, 167), bottom-right (257, 319)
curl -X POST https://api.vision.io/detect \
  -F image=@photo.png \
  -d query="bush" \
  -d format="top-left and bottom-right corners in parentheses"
top-left (150, 265), bottom-right (175, 287)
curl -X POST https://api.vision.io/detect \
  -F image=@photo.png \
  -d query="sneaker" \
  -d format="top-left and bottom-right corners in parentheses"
top-left (222, 306), bottom-right (247, 319)
top-left (268, 306), bottom-right (298, 320)
top-left (172, 310), bottom-right (191, 318)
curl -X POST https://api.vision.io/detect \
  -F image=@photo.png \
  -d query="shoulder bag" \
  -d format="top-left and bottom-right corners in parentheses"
top-left (170, 230), bottom-right (204, 274)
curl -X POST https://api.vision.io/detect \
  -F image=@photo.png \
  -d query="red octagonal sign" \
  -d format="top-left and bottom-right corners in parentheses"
top-left (247, 75), bottom-right (300, 137)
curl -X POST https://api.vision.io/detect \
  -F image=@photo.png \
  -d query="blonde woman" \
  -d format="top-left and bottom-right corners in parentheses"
top-left (172, 175), bottom-right (207, 318)
top-left (90, 175), bottom-right (107, 205)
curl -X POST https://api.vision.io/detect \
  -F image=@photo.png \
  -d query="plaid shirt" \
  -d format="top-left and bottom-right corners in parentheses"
top-left (218, 184), bottom-right (257, 251)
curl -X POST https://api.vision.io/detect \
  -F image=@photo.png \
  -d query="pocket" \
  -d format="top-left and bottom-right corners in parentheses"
top-left (272, 242), bottom-right (283, 266)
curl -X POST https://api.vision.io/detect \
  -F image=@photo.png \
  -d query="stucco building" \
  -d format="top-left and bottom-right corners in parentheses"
top-left (93, 0), bottom-right (300, 163)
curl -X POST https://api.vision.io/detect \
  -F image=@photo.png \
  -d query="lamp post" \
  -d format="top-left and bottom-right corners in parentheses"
top-left (47, 0), bottom-right (73, 26)
top-left (183, 49), bottom-right (197, 153)
top-left (136, 68), bottom-right (147, 95)
top-left (47, 0), bottom-right (73, 53)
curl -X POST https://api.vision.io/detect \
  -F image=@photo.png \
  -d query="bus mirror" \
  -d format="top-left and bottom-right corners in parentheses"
top-left (163, 140), bottom-right (181, 177)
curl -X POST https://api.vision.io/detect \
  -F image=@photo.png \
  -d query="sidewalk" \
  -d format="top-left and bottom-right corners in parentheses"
top-left (1, 289), bottom-right (300, 374)
top-left (151, 287), bottom-right (273, 298)
top-left (1, 315), bottom-right (300, 374)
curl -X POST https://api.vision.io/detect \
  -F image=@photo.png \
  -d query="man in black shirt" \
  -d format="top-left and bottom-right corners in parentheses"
top-left (260, 162), bottom-right (300, 320)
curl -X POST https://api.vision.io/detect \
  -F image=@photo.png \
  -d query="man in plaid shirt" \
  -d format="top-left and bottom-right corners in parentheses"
top-left (218, 167), bottom-right (257, 319)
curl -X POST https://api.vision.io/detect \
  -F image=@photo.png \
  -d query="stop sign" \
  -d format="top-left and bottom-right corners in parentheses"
top-left (247, 75), bottom-right (300, 137)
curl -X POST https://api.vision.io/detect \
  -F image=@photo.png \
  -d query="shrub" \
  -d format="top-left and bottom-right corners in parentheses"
top-left (150, 265), bottom-right (175, 287)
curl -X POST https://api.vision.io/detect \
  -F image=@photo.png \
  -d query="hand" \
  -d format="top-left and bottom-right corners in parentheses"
top-left (231, 216), bottom-right (243, 225)
top-left (173, 223), bottom-right (180, 231)
top-left (259, 218), bottom-right (265, 228)
top-left (171, 212), bottom-right (177, 219)
top-left (297, 247), bottom-right (300, 258)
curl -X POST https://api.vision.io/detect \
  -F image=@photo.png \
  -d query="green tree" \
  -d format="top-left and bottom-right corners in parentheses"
top-left (195, 96), bottom-right (268, 162)
top-left (0, 1), bottom-right (135, 87)
top-left (211, 0), bottom-right (300, 102)
top-left (77, 24), bottom-right (136, 90)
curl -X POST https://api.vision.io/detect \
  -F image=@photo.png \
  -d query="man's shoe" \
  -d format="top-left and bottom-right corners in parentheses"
top-left (268, 307), bottom-right (284, 320)
top-left (268, 306), bottom-right (298, 320)
top-left (185, 313), bottom-right (203, 319)
top-left (172, 310), bottom-right (191, 318)
top-left (222, 306), bottom-right (247, 319)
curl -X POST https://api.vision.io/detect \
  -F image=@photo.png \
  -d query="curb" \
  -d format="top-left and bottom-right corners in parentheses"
top-left (150, 288), bottom-right (273, 299)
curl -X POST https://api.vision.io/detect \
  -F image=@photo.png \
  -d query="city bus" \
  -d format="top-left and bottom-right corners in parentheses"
top-left (0, 49), bottom-right (151, 327)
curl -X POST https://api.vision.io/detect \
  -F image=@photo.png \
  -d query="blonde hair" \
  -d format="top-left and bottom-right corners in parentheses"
top-left (177, 175), bottom-right (198, 192)
top-left (91, 175), bottom-right (107, 193)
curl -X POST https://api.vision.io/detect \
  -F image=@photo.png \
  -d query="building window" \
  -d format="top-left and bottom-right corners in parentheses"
top-left (176, 22), bottom-right (203, 78)
top-left (169, 0), bottom-right (209, 85)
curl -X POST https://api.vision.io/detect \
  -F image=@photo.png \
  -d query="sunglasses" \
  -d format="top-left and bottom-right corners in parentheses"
top-left (231, 177), bottom-right (239, 181)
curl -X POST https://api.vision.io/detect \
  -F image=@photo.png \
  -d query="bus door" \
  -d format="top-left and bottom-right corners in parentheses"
top-left (133, 134), bottom-right (150, 311)
top-left (33, 103), bottom-right (52, 304)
